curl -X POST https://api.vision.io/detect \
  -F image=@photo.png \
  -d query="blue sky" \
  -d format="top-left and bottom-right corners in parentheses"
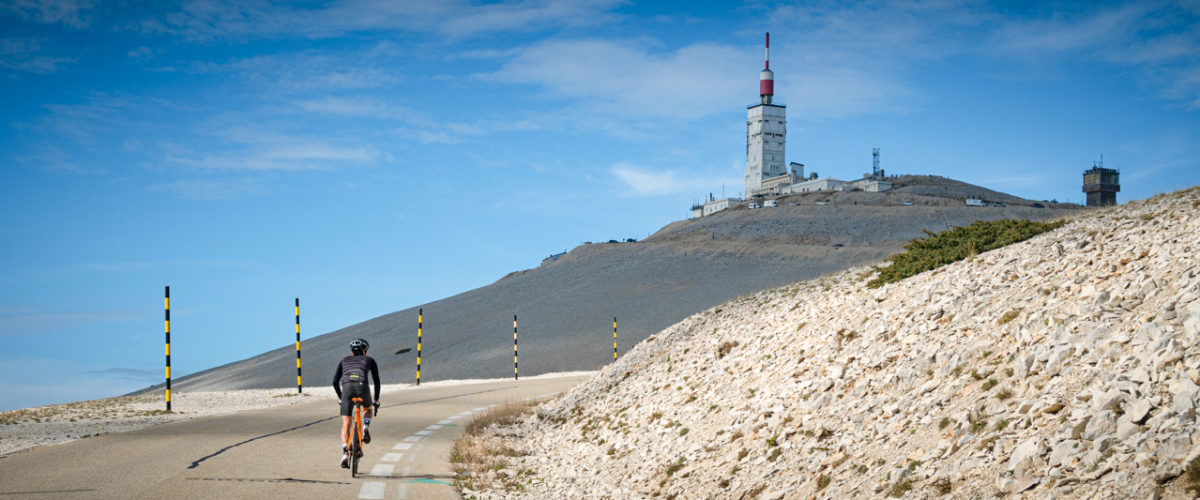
top-left (2, 0), bottom-right (1198, 411)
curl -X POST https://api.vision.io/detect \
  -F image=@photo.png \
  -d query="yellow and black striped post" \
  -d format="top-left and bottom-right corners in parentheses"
top-left (513, 315), bottom-right (519, 380)
top-left (164, 286), bottom-right (171, 412)
top-left (613, 317), bottom-right (618, 361)
top-left (295, 298), bottom-right (302, 393)
top-left (416, 308), bottom-right (422, 386)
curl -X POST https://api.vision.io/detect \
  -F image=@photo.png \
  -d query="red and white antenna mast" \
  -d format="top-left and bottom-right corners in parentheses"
top-left (759, 32), bottom-right (774, 104)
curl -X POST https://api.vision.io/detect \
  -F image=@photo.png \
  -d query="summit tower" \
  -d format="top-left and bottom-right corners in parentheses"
top-left (745, 32), bottom-right (787, 197)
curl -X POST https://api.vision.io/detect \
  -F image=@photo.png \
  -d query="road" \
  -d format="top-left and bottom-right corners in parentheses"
top-left (0, 375), bottom-right (588, 499)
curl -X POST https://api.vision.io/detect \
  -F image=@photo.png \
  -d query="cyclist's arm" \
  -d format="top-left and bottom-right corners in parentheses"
top-left (368, 357), bottom-right (381, 402)
top-left (332, 362), bottom-right (343, 400)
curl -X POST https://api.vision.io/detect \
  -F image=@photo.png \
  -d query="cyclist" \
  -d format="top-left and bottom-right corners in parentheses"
top-left (334, 338), bottom-right (381, 468)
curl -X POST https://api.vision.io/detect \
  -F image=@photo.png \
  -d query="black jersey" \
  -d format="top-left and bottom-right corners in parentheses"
top-left (332, 354), bottom-right (380, 401)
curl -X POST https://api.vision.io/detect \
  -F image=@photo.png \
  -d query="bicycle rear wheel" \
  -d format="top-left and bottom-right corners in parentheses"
top-left (351, 415), bottom-right (362, 477)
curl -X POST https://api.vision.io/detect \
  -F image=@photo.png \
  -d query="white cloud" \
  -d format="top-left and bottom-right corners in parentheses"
top-left (126, 46), bottom-right (158, 61)
top-left (201, 50), bottom-right (404, 92)
top-left (0, 37), bottom-right (75, 74)
top-left (990, 4), bottom-right (1148, 55)
top-left (160, 125), bottom-right (380, 171)
top-left (480, 1), bottom-right (985, 123)
top-left (164, 141), bottom-right (377, 171)
top-left (137, 0), bottom-right (625, 41)
top-left (295, 96), bottom-right (412, 118)
top-left (481, 38), bottom-right (748, 120)
top-left (0, 305), bottom-right (139, 336)
top-left (3, 0), bottom-right (95, 28)
top-left (611, 162), bottom-right (736, 197)
top-left (987, 2), bottom-right (1200, 106)
top-left (0, 357), bottom-right (160, 411)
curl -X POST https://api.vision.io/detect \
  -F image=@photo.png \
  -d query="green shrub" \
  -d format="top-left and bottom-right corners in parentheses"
top-left (665, 457), bottom-right (685, 476)
top-left (816, 474), bottom-right (831, 491)
top-left (933, 478), bottom-right (952, 495)
top-left (998, 310), bottom-right (1021, 325)
top-left (867, 219), bottom-right (1066, 288)
top-left (1186, 456), bottom-right (1200, 495)
top-left (888, 479), bottom-right (912, 497)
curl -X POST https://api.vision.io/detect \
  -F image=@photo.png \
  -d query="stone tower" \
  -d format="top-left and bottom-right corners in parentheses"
top-left (1083, 164), bottom-right (1120, 207)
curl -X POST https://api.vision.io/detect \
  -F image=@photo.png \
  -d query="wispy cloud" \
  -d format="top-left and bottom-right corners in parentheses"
top-left (0, 305), bottom-right (140, 336)
top-left (294, 96), bottom-right (415, 119)
top-left (86, 367), bottom-right (161, 382)
top-left (162, 125), bottom-right (380, 172)
top-left (611, 162), bottom-right (736, 197)
top-left (989, 2), bottom-right (1200, 106)
top-left (0, 358), bottom-right (160, 411)
top-left (0, 37), bottom-right (75, 74)
top-left (479, 0), bottom-right (982, 124)
top-left (188, 47), bottom-right (405, 92)
top-left (135, 0), bottom-right (626, 42)
top-left (990, 3), bottom-right (1149, 55)
top-left (2, 0), bottom-right (96, 28)
top-left (481, 38), bottom-right (747, 120)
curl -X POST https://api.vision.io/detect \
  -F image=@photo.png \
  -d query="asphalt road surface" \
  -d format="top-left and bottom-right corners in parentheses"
top-left (0, 375), bottom-right (589, 499)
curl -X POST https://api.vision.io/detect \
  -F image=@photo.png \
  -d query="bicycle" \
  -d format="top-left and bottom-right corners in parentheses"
top-left (346, 397), bottom-right (366, 477)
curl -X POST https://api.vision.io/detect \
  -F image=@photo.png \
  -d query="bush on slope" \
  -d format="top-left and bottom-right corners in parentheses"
top-left (867, 219), bottom-right (1066, 288)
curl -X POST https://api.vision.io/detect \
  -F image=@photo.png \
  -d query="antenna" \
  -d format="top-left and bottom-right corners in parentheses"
top-left (872, 148), bottom-right (880, 177)
top-left (759, 32), bottom-right (774, 104)
top-left (765, 32), bottom-right (769, 70)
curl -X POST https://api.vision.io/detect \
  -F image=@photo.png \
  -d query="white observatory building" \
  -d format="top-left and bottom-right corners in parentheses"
top-left (691, 32), bottom-right (891, 218)
top-left (745, 32), bottom-right (790, 198)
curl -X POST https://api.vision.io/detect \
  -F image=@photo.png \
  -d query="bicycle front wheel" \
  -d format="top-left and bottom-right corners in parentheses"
top-left (351, 420), bottom-right (361, 477)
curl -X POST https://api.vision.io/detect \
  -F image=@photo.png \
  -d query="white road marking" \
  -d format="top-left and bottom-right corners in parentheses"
top-left (472, 407), bottom-right (487, 412)
top-left (395, 484), bottom-right (408, 499)
top-left (408, 453), bottom-right (418, 463)
top-left (425, 424), bottom-right (444, 430)
top-left (382, 453), bottom-right (403, 462)
top-left (437, 419), bottom-right (454, 425)
top-left (370, 464), bottom-right (394, 476)
top-left (358, 482), bottom-right (385, 499)
top-left (403, 466), bottom-right (412, 475)
top-left (415, 430), bottom-right (432, 436)
top-left (392, 442), bottom-right (412, 450)
top-left (402, 435), bottom-right (423, 442)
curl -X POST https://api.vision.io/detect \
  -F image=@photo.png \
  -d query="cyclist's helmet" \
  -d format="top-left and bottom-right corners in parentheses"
top-left (350, 338), bottom-right (369, 354)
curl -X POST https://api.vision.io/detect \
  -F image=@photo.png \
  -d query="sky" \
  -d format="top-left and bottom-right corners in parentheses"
top-left (2, 0), bottom-right (1199, 411)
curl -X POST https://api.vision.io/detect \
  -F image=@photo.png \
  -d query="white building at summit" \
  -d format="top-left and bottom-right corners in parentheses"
top-left (744, 32), bottom-right (791, 198)
top-left (693, 32), bottom-right (890, 218)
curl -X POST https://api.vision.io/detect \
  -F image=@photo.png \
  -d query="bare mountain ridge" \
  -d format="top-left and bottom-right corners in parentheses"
top-left (161, 177), bottom-right (1077, 393)
top-left (475, 186), bottom-right (1200, 499)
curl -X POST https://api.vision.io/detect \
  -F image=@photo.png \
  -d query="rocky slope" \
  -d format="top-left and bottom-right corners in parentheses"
top-left (464, 186), bottom-right (1200, 499)
top-left (165, 179), bottom-right (1073, 393)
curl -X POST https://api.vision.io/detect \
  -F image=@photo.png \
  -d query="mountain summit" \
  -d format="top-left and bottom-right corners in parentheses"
top-left (461, 186), bottom-right (1200, 499)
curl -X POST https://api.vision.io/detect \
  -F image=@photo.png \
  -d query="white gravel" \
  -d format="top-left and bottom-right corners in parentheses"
top-left (0, 371), bottom-right (594, 457)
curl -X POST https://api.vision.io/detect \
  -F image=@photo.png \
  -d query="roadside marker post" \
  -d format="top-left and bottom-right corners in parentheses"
top-left (164, 286), bottom-right (171, 412)
top-left (417, 308), bottom-right (422, 386)
top-left (295, 298), bottom-right (302, 394)
top-left (613, 317), bottom-right (618, 361)
top-left (513, 315), bottom-right (519, 380)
